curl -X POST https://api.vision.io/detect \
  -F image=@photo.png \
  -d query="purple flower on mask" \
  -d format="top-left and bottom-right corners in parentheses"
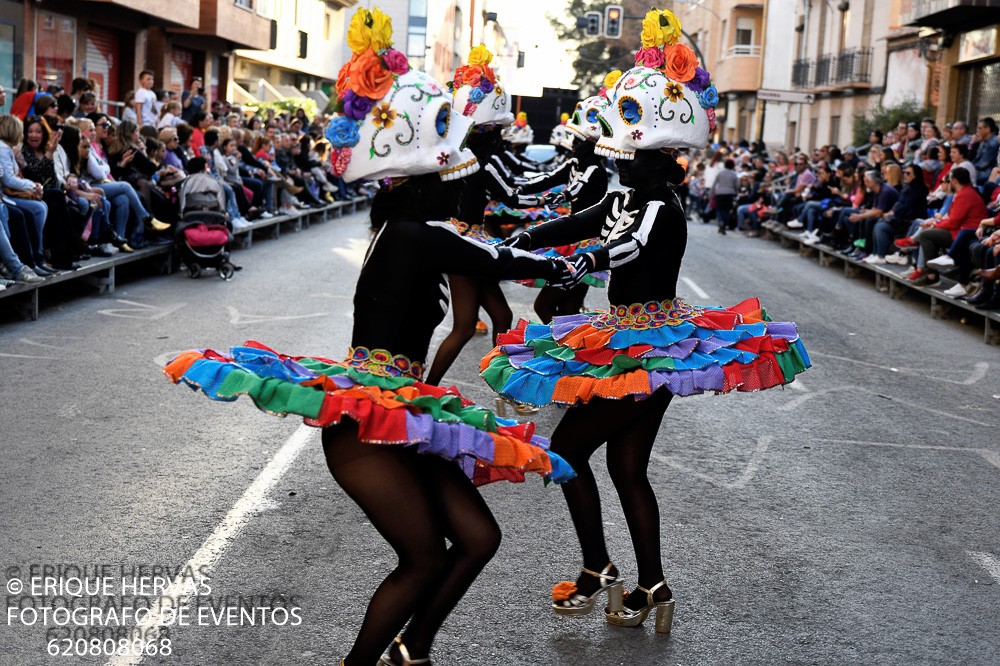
top-left (480, 79), bottom-right (494, 94)
top-left (343, 91), bottom-right (375, 121)
top-left (687, 67), bottom-right (711, 93)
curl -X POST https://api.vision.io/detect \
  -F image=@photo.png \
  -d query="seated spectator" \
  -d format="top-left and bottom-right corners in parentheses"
top-left (869, 164), bottom-right (928, 265)
top-left (10, 79), bottom-right (42, 120)
top-left (73, 92), bottom-right (98, 119)
top-left (843, 169), bottom-right (898, 260)
top-left (19, 115), bottom-right (78, 269)
top-left (966, 213), bottom-right (1000, 309)
top-left (971, 117), bottom-right (999, 186)
top-left (159, 128), bottom-right (185, 171)
top-left (931, 184), bottom-right (1000, 299)
top-left (0, 199), bottom-right (45, 284)
top-left (107, 120), bottom-right (171, 233)
top-left (949, 143), bottom-right (976, 183)
top-left (790, 163), bottom-right (837, 237)
top-left (121, 90), bottom-right (137, 125)
top-left (157, 101), bottom-right (182, 129)
top-left (908, 167), bottom-right (988, 286)
top-left (296, 134), bottom-right (337, 203)
top-left (173, 122), bottom-right (194, 169)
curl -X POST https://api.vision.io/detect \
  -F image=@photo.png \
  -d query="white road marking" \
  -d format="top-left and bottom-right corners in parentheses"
top-left (97, 300), bottom-right (186, 320)
top-left (104, 424), bottom-right (316, 666)
top-left (680, 276), bottom-right (710, 300)
top-left (780, 385), bottom-right (994, 427)
top-left (808, 351), bottom-right (990, 386)
top-left (226, 306), bottom-right (328, 325)
top-left (967, 551), bottom-right (1000, 584)
top-left (816, 438), bottom-right (1000, 472)
top-left (652, 436), bottom-right (771, 489)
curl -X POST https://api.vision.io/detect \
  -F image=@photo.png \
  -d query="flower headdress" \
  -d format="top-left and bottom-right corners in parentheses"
top-left (326, 8), bottom-right (410, 177)
top-left (325, 7), bottom-right (479, 183)
top-left (448, 45), bottom-right (513, 127)
top-left (631, 8), bottom-right (718, 134)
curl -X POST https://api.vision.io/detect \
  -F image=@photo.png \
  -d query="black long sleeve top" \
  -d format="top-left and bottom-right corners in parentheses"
top-left (519, 155), bottom-right (608, 214)
top-left (457, 154), bottom-right (543, 225)
top-left (518, 187), bottom-right (687, 306)
top-left (353, 218), bottom-right (557, 362)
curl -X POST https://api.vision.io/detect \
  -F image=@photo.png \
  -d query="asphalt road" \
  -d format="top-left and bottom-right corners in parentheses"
top-left (1, 200), bottom-right (998, 666)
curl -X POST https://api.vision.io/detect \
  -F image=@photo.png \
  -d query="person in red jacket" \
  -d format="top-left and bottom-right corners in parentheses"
top-left (911, 166), bottom-right (989, 286)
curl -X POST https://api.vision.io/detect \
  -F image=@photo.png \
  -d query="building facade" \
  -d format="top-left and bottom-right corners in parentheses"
top-left (670, 0), bottom-right (765, 144)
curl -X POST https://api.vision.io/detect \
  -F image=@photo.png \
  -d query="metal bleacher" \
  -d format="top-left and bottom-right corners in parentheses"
top-left (0, 197), bottom-right (369, 322)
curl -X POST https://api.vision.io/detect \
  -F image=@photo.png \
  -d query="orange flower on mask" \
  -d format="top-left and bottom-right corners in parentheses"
top-left (349, 49), bottom-right (395, 100)
top-left (662, 43), bottom-right (699, 83)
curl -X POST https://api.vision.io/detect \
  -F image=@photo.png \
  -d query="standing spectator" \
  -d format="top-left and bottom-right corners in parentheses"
top-left (971, 117), bottom-right (998, 186)
top-left (134, 71), bottom-right (158, 129)
top-left (181, 77), bottom-right (205, 123)
top-left (711, 158), bottom-right (739, 235)
top-left (69, 78), bottom-right (92, 104)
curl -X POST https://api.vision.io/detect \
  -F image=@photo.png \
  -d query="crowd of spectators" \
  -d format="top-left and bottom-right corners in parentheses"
top-left (686, 116), bottom-right (1000, 311)
top-left (0, 73), bottom-right (366, 292)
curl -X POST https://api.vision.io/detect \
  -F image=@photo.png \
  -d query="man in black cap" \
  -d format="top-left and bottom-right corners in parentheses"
top-left (181, 76), bottom-right (205, 123)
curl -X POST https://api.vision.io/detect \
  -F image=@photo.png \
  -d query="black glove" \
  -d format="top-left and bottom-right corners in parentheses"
top-left (548, 255), bottom-right (590, 289)
top-left (501, 232), bottom-right (532, 250)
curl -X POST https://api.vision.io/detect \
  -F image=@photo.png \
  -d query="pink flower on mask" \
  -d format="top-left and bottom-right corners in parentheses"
top-left (382, 49), bottom-right (410, 75)
top-left (635, 47), bottom-right (665, 69)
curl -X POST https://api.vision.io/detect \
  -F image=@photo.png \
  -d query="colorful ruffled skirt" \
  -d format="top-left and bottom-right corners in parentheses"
top-left (164, 341), bottom-right (574, 486)
top-left (480, 298), bottom-right (810, 407)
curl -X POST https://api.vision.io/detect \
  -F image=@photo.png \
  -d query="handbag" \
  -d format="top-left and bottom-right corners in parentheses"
top-left (3, 186), bottom-right (40, 200)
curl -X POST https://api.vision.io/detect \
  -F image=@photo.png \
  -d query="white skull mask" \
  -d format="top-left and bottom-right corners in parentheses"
top-left (453, 83), bottom-right (514, 127)
top-left (564, 95), bottom-right (610, 148)
top-left (595, 66), bottom-right (710, 159)
top-left (343, 70), bottom-right (480, 183)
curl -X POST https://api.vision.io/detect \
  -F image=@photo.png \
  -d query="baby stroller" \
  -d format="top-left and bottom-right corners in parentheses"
top-left (175, 173), bottom-right (238, 280)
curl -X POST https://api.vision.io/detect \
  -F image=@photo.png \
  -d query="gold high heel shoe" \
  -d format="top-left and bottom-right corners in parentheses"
top-left (378, 636), bottom-right (430, 665)
top-left (551, 562), bottom-right (625, 616)
top-left (605, 580), bottom-right (675, 633)
top-left (146, 217), bottom-right (171, 232)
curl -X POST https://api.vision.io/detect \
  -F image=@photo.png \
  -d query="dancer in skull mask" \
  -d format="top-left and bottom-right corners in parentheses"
top-left (424, 47), bottom-right (551, 387)
top-left (515, 76), bottom-right (619, 322)
top-left (483, 7), bottom-right (810, 634)
top-left (164, 11), bottom-right (577, 665)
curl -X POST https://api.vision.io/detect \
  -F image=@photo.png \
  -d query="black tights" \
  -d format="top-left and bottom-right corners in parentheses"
top-left (533, 284), bottom-right (589, 324)
top-left (425, 276), bottom-right (512, 386)
top-left (322, 423), bottom-right (501, 665)
top-left (549, 392), bottom-right (673, 608)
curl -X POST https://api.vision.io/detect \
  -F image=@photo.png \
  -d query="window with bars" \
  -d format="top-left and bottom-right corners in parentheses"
top-left (234, 0), bottom-right (252, 9)
top-left (956, 61), bottom-right (1000, 126)
top-left (735, 18), bottom-right (754, 46)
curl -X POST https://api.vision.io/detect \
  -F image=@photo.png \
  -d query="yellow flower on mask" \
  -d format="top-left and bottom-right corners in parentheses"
top-left (369, 8), bottom-right (393, 51)
top-left (641, 9), bottom-right (682, 48)
top-left (604, 70), bottom-right (623, 90)
top-left (469, 45), bottom-right (494, 67)
top-left (347, 8), bottom-right (393, 54)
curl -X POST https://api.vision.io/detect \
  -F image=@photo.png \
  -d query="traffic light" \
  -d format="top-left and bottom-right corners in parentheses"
top-left (604, 5), bottom-right (623, 39)
top-left (584, 11), bottom-right (601, 37)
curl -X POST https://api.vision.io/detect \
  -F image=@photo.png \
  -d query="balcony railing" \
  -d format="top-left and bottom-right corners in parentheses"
top-left (901, 0), bottom-right (1000, 27)
top-left (791, 48), bottom-right (872, 89)
top-left (725, 44), bottom-right (762, 57)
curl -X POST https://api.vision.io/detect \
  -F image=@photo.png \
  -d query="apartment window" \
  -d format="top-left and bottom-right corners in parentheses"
top-left (324, 11), bottom-right (332, 40)
top-left (235, 0), bottom-right (252, 9)
top-left (408, 0), bottom-right (428, 68)
top-left (269, 20), bottom-right (278, 50)
top-left (735, 18), bottom-right (754, 46)
top-left (830, 115), bottom-right (841, 145)
top-left (298, 30), bottom-right (308, 59)
top-left (257, 0), bottom-right (276, 19)
top-left (719, 20), bottom-right (727, 59)
top-left (809, 117), bottom-right (818, 152)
